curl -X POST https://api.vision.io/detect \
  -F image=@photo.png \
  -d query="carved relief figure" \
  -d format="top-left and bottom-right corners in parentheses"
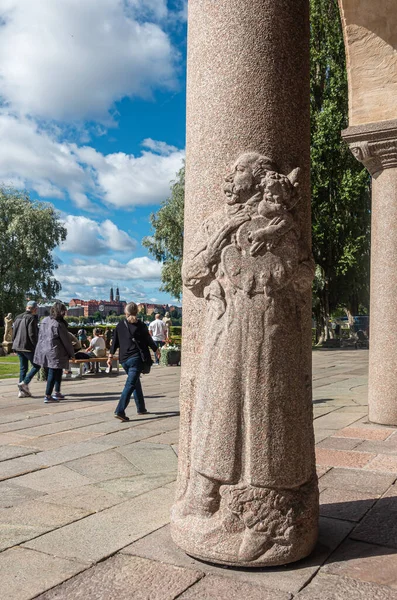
top-left (3, 313), bottom-right (13, 343)
top-left (173, 153), bottom-right (317, 564)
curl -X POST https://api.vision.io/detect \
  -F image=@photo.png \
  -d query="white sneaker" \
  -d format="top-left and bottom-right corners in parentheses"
top-left (18, 382), bottom-right (31, 397)
top-left (18, 390), bottom-right (27, 398)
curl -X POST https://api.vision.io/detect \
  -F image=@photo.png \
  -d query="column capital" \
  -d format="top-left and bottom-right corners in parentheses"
top-left (342, 119), bottom-right (397, 177)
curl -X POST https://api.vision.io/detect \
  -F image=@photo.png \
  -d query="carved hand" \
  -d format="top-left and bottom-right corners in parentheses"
top-left (205, 211), bottom-right (251, 264)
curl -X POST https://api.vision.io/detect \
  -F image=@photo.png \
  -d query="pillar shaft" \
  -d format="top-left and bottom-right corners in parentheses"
top-left (344, 121), bottom-right (397, 426)
top-left (171, 0), bottom-right (318, 566)
top-left (344, 121), bottom-right (397, 425)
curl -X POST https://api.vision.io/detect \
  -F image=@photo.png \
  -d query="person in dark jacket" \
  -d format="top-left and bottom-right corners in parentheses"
top-left (108, 301), bottom-right (160, 421)
top-left (12, 301), bottom-right (40, 398)
top-left (34, 302), bottom-right (75, 404)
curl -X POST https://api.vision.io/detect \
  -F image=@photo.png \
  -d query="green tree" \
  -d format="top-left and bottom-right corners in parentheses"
top-left (0, 188), bottom-right (66, 319)
top-left (310, 0), bottom-right (371, 342)
top-left (143, 165), bottom-right (185, 300)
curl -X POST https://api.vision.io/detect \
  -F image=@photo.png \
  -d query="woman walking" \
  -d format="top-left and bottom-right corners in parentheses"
top-left (34, 302), bottom-right (75, 403)
top-left (108, 302), bottom-right (160, 421)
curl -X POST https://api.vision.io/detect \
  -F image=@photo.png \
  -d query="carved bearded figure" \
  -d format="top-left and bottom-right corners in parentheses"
top-left (173, 153), bottom-right (317, 564)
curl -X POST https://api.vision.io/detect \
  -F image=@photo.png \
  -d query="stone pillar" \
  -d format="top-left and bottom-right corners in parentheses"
top-left (171, 0), bottom-right (318, 567)
top-left (343, 121), bottom-right (397, 425)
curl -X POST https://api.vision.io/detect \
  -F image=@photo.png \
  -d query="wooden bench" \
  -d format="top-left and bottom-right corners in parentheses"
top-left (68, 357), bottom-right (119, 378)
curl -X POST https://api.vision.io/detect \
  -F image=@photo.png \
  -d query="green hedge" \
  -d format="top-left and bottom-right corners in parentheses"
top-left (169, 326), bottom-right (181, 336)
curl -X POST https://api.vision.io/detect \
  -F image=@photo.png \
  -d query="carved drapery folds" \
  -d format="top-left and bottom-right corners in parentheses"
top-left (343, 120), bottom-right (397, 177)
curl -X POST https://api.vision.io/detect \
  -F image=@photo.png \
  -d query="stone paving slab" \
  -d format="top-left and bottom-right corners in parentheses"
top-left (320, 486), bottom-right (379, 521)
top-left (0, 444), bottom-right (38, 461)
top-left (0, 480), bottom-right (46, 507)
top-left (318, 467), bottom-right (396, 495)
top-left (12, 464), bottom-right (93, 492)
top-left (65, 449), bottom-right (142, 482)
top-left (35, 554), bottom-right (203, 600)
top-left (23, 485), bottom-right (175, 564)
top-left (323, 539), bottom-right (397, 589)
top-left (0, 498), bottom-right (92, 551)
top-left (351, 485), bottom-right (397, 549)
top-left (94, 472), bottom-right (177, 499)
top-left (0, 453), bottom-right (46, 480)
top-left (315, 447), bottom-right (375, 468)
top-left (15, 430), bottom-right (106, 451)
top-left (296, 573), bottom-right (397, 599)
top-left (178, 574), bottom-right (291, 599)
top-left (0, 547), bottom-right (86, 600)
top-left (40, 483), bottom-right (125, 512)
top-left (116, 441), bottom-right (178, 474)
top-left (122, 517), bottom-right (353, 594)
top-left (317, 436), bottom-right (363, 451)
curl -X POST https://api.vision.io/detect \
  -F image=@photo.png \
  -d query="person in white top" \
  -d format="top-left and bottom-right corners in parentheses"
top-left (149, 314), bottom-right (168, 364)
top-left (86, 328), bottom-right (107, 372)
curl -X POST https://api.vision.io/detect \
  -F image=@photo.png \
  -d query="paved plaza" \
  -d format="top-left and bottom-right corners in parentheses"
top-left (0, 350), bottom-right (397, 599)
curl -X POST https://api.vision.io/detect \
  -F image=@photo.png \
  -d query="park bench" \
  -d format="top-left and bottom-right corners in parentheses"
top-left (68, 356), bottom-right (120, 378)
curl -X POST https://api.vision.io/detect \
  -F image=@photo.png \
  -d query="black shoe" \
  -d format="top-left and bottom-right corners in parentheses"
top-left (137, 410), bottom-right (149, 415)
top-left (114, 413), bottom-right (129, 422)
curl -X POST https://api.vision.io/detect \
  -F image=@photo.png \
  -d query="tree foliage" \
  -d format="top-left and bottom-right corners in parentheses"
top-left (310, 0), bottom-right (371, 339)
top-left (0, 188), bottom-right (66, 319)
top-left (143, 165), bottom-right (184, 300)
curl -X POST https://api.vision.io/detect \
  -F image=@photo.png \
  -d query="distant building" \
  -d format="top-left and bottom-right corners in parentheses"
top-left (136, 302), bottom-right (182, 317)
top-left (66, 306), bottom-right (84, 318)
top-left (70, 288), bottom-right (126, 317)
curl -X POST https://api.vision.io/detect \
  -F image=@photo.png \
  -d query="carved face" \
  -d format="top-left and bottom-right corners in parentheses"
top-left (223, 157), bottom-right (257, 205)
top-left (351, 146), bottom-right (363, 161)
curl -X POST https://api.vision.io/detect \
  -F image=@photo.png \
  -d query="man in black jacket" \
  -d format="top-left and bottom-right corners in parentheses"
top-left (12, 301), bottom-right (40, 398)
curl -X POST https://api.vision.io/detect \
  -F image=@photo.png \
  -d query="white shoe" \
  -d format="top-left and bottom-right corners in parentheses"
top-left (18, 382), bottom-right (31, 397)
top-left (18, 390), bottom-right (27, 398)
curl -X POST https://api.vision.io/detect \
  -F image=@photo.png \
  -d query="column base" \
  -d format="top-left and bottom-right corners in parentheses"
top-left (171, 476), bottom-right (319, 567)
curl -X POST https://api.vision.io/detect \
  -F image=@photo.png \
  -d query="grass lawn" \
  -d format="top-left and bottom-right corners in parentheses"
top-left (0, 355), bottom-right (20, 379)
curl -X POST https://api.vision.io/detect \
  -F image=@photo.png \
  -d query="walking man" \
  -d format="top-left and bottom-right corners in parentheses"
top-left (149, 313), bottom-right (168, 365)
top-left (12, 301), bottom-right (40, 398)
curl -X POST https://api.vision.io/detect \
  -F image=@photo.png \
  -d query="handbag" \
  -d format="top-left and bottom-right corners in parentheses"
top-left (123, 320), bottom-right (153, 374)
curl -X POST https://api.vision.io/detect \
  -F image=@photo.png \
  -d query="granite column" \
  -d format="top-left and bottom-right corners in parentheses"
top-left (344, 121), bottom-right (397, 426)
top-left (171, 0), bottom-right (319, 566)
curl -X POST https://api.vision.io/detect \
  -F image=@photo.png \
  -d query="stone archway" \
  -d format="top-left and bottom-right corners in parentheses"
top-left (338, 0), bottom-right (397, 425)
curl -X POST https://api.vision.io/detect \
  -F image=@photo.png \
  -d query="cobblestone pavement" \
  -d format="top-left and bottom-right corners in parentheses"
top-left (1, 349), bottom-right (397, 599)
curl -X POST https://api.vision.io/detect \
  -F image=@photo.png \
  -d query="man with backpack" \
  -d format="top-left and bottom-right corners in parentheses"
top-left (12, 301), bottom-right (40, 398)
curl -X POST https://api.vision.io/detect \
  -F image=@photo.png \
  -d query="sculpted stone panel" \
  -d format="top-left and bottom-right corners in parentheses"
top-left (339, 0), bottom-right (397, 126)
top-left (171, 153), bottom-right (318, 566)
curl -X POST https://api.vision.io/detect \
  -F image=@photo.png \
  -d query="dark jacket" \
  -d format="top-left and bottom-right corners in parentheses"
top-left (12, 312), bottom-right (39, 352)
top-left (33, 317), bottom-right (75, 369)
top-left (111, 319), bottom-right (157, 364)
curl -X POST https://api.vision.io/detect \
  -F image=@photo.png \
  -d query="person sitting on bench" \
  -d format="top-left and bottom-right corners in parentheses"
top-left (86, 328), bottom-right (106, 373)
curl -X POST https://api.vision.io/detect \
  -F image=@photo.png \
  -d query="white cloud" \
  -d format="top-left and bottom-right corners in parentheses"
top-left (0, 0), bottom-right (178, 122)
top-left (61, 215), bottom-right (137, 256)
top-left (0, 112), bottom-right (184, 209)
top-left (126, 0), bottom-right (169, 21)
top-left (75, 144), bottom-right (185, 208)
top-left (57, 256), bottom-right (162, 288)
top-left (142, 138), bottom-right (178, 155)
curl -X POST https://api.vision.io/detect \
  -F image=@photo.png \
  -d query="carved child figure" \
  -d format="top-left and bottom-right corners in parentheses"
top-left (248, 169), bottom-right (300, 256)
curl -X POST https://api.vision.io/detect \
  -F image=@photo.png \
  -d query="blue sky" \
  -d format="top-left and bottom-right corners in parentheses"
top-left (0, 0), bottom-right (187, 305)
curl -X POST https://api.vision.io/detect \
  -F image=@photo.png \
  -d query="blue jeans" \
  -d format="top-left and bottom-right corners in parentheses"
top-left (17, 351), bottom-right (41, 385)
top-left (45, 368), bottom-right (63, 396)
top-left (116, 355), bottom-right (145, 415)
